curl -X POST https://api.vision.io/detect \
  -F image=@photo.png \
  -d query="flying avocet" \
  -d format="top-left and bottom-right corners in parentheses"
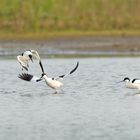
top-left (17, 50), bottom-right (44, 71)
top-left (119, 77), bottom-right (140, 90)
top-left (18, 61), bottom-right (79, 93)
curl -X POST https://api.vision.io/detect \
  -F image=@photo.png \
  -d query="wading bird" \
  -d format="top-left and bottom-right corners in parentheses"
top-left (17, 50), bottom-right (44, 72)
top-left (120, 77), bottom-right (140, 90)
top-left (18, 61), bottom-right (79, 93)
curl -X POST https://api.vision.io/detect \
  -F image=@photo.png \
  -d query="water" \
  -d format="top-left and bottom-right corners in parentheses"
top-left (1, 58), bottom-right (140, 140)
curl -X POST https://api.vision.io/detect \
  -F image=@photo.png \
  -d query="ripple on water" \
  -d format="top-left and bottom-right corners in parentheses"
top-left (1, 58), bottom-right (140, 140)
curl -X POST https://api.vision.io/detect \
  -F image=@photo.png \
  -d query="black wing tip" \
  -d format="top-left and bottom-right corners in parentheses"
top-left (70, 61), bottom-right (79, 74)
top-left (22, 66), bottom-right (28, 71)
top-left (39, 61), bottom-right (45, 73)
top-left (18, 73), bottom-right (33, 81)
top-left (59, 75), bottom-right (65, 78)
top-left (77, 61), bottom-right (79, 66)
top-left (75, 61), bottom-right (79, 68)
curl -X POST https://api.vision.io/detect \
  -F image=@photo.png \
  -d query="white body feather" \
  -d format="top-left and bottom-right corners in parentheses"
top-left (17, 55), bottom-right (30, 70)
top-left (30, 50), bottom-right (40, 61)
top-left (43, 75), bottom-right (63, 89)
top-left (125, 79), bottom-right (140, 90)
top-left (17, 50), bottom-right (41, 71)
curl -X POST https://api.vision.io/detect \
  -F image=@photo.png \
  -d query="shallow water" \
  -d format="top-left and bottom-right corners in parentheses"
top-left (1, 58), bottom-right (140, 140)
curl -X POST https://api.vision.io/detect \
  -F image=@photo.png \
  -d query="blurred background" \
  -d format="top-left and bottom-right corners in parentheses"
top-left (0, 0), bottom-right (140, 57)
top-left (1, 0), bottom-right (140, 32)
top-left (1, 1), bottom-right (140, 140)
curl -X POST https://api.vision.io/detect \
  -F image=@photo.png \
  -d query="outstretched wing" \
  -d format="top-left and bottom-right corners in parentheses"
top-left (18, 73), bottom-right (40, 82)
top-left (17, 55), bottom-right (29, 70)
top-left (31, 50), bottom-right (45, 74)
top-left (31, 50), bottom-right (40, 60)
top-left (55, 61), bottom-right (79, 80)
top-left (39, 61), bottom-right (45, 73)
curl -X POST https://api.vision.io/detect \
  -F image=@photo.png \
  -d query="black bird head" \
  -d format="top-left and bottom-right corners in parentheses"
top-left (40, 73), bottom-right (47, 78)
top-left (117, 77), bottom-right (130, 83)
top-left (123, 77), bottom-right (130, 82)
top-left (36, 73), bottom-right (47, 82)
top-left (29, 54), bottom-right (33, 62)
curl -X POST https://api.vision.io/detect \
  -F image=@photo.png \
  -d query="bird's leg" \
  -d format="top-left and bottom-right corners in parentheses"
top-left (134, 90), bottom-right (140, 95)
top-left (54, 89), bottom-right (58, 94)
top-left (60, 88), bottom-right (64, 94)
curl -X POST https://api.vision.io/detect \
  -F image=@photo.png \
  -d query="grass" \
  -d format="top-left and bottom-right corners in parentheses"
top-left (0, 30), bottom-right (140, 40)
top-left (0, 0), bottom-right (140, 39)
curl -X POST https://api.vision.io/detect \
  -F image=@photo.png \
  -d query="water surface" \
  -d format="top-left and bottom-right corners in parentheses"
top-left (0, 58), bottom-right (140, 140)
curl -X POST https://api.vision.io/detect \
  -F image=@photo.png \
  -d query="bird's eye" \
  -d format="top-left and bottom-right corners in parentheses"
top-left (52, 78), bottom-right (54, 80)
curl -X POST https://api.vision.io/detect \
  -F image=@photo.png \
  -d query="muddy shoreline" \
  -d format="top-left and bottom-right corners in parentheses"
top-left (0, 36), bottom-right (140, 56)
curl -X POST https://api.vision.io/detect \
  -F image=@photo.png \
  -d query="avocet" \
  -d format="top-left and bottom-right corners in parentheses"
top-left (17, 50), bottom-right (44, 71)
top-left (120, 77), bottom-right (140, 90)
top-left (18, 61), bottom-right (79, 93)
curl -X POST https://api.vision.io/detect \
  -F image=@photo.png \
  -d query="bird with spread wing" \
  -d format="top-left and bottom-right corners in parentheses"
top-left (18, 52), bottom-right (79, 93)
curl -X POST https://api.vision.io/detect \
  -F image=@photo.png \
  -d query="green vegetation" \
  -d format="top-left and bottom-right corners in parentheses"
top-left (0, 0), bottom-right (140, 38)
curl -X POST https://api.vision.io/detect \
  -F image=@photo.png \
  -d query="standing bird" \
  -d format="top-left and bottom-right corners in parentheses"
top-left (18, 61), bottom-right (79, 93)
top-left (120, 77), bottom-right (140, 90)
top-left (17, 50), bottom-right (44, 72)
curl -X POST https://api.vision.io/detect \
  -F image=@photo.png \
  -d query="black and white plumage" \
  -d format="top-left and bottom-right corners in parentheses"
top-left (18, 61), bottom-right (79, 92)
top-left (58, 62), bottom-right (79, 79)
top-left (17, 50), bottom-right (44, 72)
top-left (17, 50), bottom-right (32, 71)
top-left (120, 77), bottom-right (140, 90)
top-left (18, 73), bottom-right (40, 82)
